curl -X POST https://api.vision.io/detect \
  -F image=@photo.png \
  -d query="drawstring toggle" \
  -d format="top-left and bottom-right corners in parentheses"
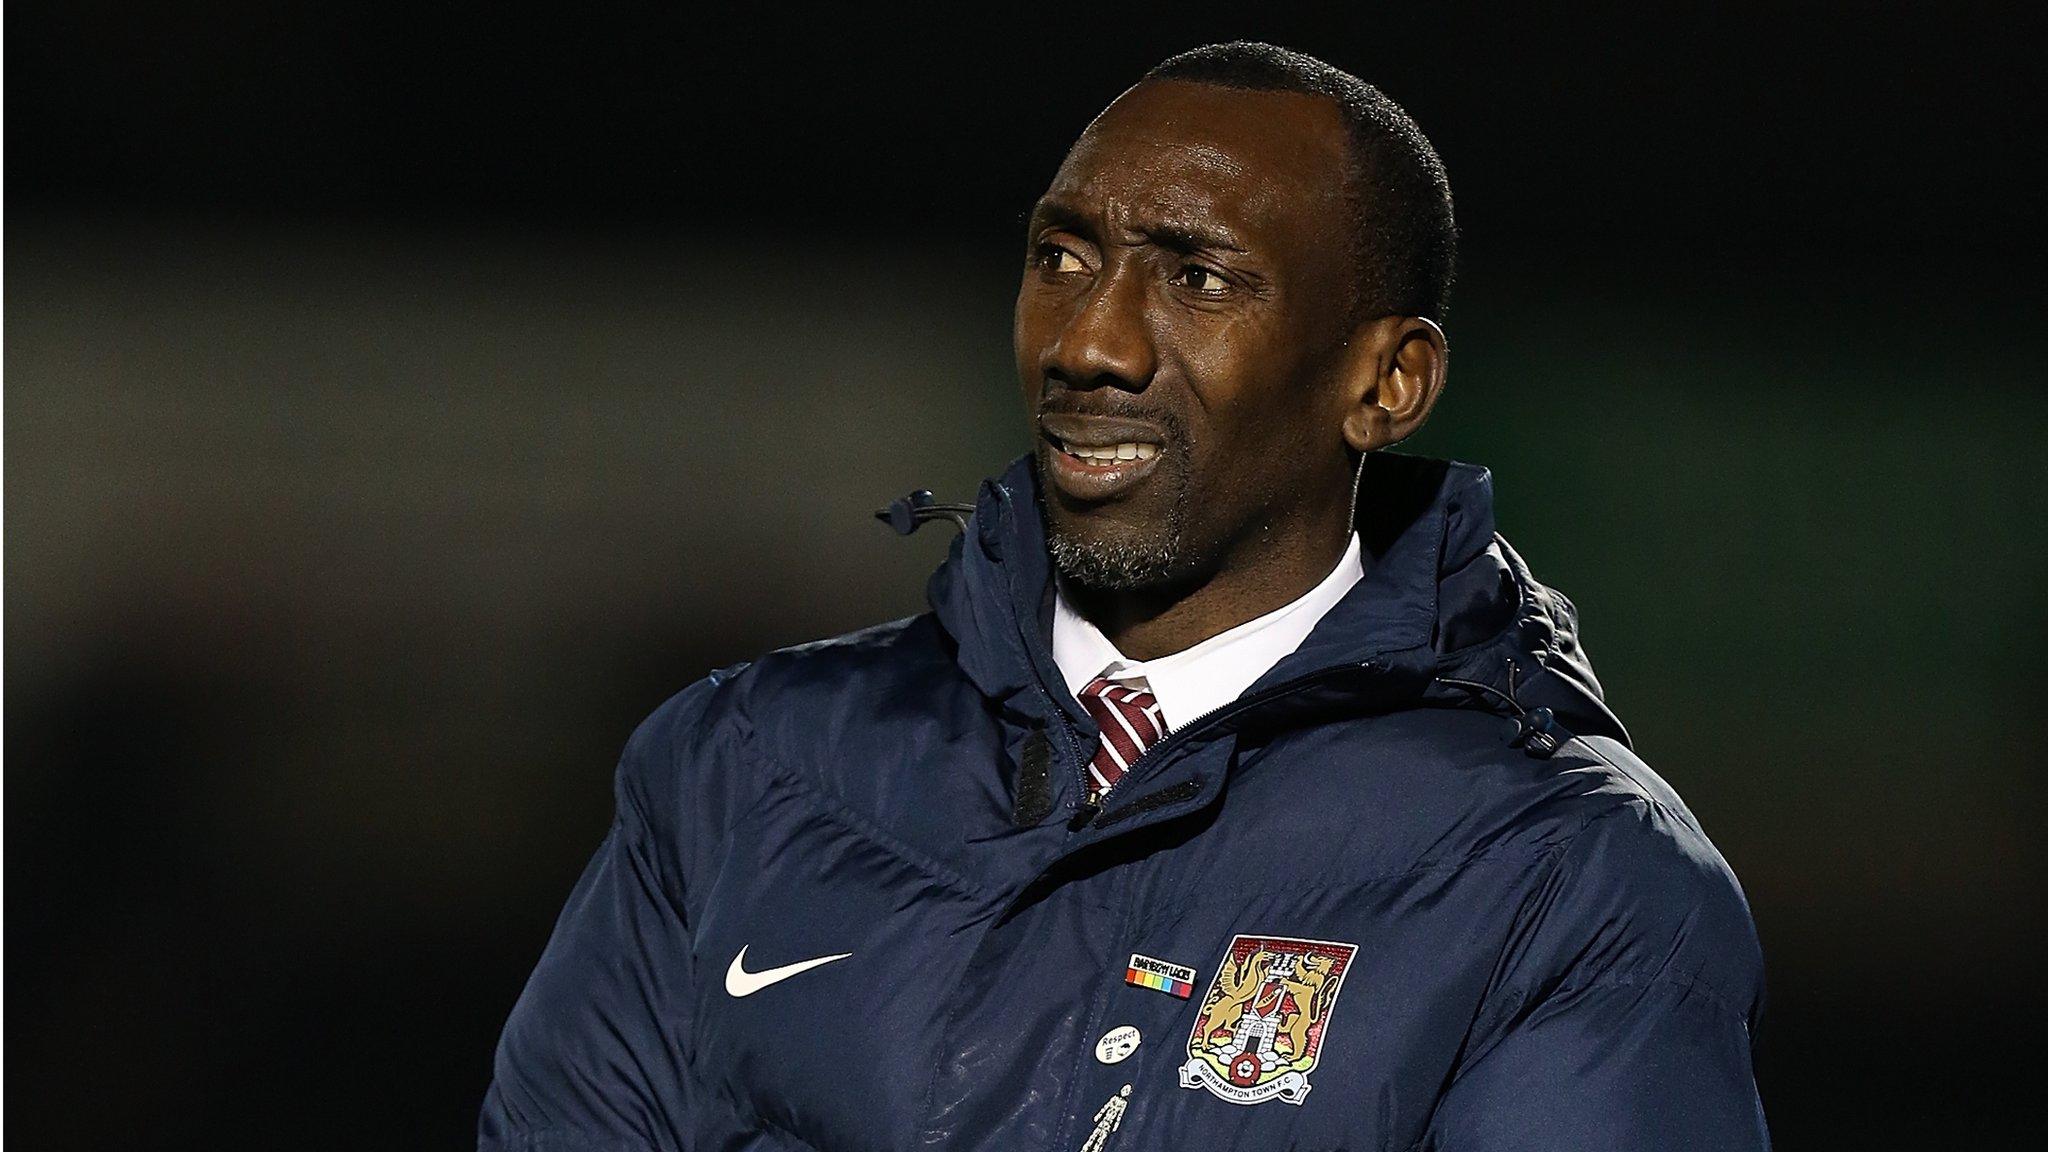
top-left (876, 490), bottom-right (974, 535)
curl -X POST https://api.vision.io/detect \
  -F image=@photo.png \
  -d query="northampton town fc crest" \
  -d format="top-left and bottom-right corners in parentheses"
top-left (1179, 935), bottom-right (1359, 1106)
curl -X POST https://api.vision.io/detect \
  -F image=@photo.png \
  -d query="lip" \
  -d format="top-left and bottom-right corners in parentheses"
top-left (1038, 413), bottom-right (1167, 503)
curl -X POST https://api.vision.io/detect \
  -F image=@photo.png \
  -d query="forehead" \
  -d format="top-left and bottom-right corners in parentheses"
top-left (1044, 80), bottom-right (1353, 245)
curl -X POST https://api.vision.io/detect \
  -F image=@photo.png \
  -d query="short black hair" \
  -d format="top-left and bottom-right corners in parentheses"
top-left (1145, 42), bottom-right (1456, 323)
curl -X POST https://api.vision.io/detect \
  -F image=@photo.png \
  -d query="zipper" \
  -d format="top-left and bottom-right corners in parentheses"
top-left (990, 651), bottom-right (1397, 925)
top-left (985, 487), bottom-right (1107, 824)
top-left (998, 492), bottom-right (1394, 832)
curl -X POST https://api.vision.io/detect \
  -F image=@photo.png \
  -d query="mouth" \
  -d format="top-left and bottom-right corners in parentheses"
top-left (1038, 413), bottom-right (1167, 503)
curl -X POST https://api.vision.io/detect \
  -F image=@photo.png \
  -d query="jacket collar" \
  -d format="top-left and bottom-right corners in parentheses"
top-left (927, 452), bottom-right (1628, 746)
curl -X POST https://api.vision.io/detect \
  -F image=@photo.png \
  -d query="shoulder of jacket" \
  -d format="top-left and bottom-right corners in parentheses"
top-left (1510, 742), bottom-right (1765, 1019)
top-left (1281, 708), bottom-right (1660, 853)
top-left (1480, 731), bottom-right (1753, 930)
top-left (732, 612), bottom-right (953, 700)
top-left (612, 613), bottom-right (962, 830)
top-left (1363, 718), bottom-right (1760, 990)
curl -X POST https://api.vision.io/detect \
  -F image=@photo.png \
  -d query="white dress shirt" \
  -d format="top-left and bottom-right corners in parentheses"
top-left (1052, 532), bottom-right (1365, 732)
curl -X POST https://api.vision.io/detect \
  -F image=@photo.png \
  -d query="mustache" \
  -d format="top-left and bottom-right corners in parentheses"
top-left (1034, 395), bottom-right (1190, 441)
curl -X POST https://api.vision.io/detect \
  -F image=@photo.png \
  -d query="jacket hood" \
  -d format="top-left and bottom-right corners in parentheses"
top-left (926, 452), bottom-right (1629, 748)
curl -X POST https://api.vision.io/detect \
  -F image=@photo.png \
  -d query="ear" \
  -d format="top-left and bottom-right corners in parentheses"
top-left (1337, 316), bottom-right (1448, 453)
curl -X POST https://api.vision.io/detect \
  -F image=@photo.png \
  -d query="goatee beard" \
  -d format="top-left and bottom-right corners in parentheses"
top-left (1039, 457), bottom-right (1190, 593)
top-left (1046, 521), bottom-right (1185, 590)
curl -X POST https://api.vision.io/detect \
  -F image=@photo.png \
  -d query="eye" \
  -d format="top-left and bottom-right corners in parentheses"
top-left (1171, 264), bottom-right (1230, 295)
top-left (1032, 243), bottom-right (1087, 275)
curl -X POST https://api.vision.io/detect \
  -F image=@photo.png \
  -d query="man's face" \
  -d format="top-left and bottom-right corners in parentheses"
top-left (1015, 80), bottom-right (1364, 591)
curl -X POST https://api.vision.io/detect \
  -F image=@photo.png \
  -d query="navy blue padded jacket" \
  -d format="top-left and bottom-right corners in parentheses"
top-left (480, 453), bottom-right (1770, 1151)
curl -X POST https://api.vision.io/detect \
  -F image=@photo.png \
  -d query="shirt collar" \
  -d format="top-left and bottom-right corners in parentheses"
top-left (1051, 532), bottom-right (1365, 731)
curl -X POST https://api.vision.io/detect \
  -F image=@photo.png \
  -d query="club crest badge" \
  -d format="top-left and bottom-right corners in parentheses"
top-left (1178, 934), bottom-right (1358, 1106)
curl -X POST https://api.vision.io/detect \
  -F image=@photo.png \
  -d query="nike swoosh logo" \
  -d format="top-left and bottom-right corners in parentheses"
top-left (723, 944), bottom-right (853, 998)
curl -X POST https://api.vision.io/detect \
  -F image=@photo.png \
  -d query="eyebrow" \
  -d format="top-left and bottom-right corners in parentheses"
top-left (1029, 197), bottom-right (1249, 255)
top-left (1144, 220), bottom-right (1248, 255)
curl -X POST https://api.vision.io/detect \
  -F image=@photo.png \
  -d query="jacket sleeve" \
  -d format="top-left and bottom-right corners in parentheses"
top-left (1422, 802), bottom-right (1771, 1151)
top-left (478, 679), bottom-right (727, 1152)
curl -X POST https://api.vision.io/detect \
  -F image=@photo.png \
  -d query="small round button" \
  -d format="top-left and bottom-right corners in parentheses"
top-left (1095, 1024), bottom-right (1141, 1064)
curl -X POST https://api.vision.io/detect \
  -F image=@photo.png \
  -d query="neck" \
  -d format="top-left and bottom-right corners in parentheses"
top-left (1065, 502), bottom-right (1355, 661)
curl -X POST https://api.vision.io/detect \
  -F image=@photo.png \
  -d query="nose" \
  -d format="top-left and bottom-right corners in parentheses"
top-left (1041, 262), bottom-right (1156, 392)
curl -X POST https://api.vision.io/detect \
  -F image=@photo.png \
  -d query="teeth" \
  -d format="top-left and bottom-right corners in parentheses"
top-left (1067, 442), bottom-right (1158, 463)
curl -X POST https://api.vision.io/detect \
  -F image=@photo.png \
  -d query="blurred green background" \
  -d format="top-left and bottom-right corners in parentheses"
top-left (7, 2), bottom-right (2044, 1148)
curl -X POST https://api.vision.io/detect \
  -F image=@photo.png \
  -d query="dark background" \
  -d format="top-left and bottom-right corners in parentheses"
top-left (7, 2), bottom-right (2043, 1147)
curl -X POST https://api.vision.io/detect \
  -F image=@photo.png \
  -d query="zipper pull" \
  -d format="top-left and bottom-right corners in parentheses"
top-left (1068, 797), bottom-right (1102, 832)
top-left (1509, 706), bottom-right (1570, 757)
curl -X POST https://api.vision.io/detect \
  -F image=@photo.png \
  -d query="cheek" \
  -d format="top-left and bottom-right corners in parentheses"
top-left (1176, 345), bottom-right (1309, 455)
top-left (1013, 287), bottom-right (1059, 397)
top-left (1181, 376), bottom-right (1333, 512)
top-left (1164, 304), bottom-right (1298, 398)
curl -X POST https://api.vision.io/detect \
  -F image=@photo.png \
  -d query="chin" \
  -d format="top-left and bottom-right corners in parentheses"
top-left (1035, 446), bottom-right (1196, 587)
top-left (1045, 512), bottom-right (1185, 591)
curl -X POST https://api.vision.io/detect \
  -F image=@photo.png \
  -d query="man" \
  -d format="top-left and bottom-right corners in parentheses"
top-left (481, 42), bottom-right (1769, 1151)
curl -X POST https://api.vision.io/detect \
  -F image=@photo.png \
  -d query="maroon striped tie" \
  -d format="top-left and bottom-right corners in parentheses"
top-left (1077, 676), bottom-right (1166, 803)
